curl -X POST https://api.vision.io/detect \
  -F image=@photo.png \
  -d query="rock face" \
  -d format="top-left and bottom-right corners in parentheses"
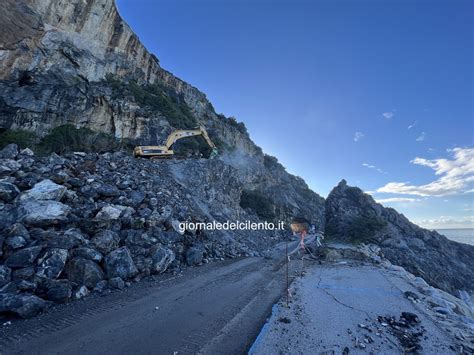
top-left (0, 0), bottom-right (325, 230)
top-left (325, 180), bottom-right (474, 296)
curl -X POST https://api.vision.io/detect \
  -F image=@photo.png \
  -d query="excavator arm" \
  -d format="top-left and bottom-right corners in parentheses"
top-left (134, 126), bottom-right (218, 159)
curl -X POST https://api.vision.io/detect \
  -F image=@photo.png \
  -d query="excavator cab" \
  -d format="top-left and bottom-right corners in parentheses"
top-left (133, 126), bottom-right (218, 159)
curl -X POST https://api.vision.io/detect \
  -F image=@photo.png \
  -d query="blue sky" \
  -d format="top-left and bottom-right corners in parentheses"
top-left (116, 0), bottom-right (473, 229)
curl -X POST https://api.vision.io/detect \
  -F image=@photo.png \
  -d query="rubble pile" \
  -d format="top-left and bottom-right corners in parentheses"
top-left (0, 144), bottom-right (287, 318)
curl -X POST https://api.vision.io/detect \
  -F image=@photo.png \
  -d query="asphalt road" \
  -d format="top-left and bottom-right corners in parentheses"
top-left (1, 242), bottom-right (297, 355)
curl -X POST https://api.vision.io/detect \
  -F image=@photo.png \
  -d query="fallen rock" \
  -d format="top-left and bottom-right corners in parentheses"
top-left (186, 245), bottom-right (204, 266)
top-left (104, 247), bottom-right (138, 280)
top-left (5, 246), bottom-right (43, 268)
top-left (65, 258), bottom-right (105, 288)
top-left (0, 159), bottom-right (21, 176)
top-left (36, 278), bottom-right (72, 303)
top-left (92, 230), bottom-right (120, 255)
top-left (36, 248), bottom-right (68, 279)
top-left (95, 205), bottom-right (127, 220)
top-left (0, 181), bottom-right (20, 202)
top-left (20, 179), bottom-right (67, 201)
top-left (16, 200), bottom-right (71, 226)
top-left (0, 143), bottom-right (18, 159)
top-left (109, 277), bottom-right (125, 290)
top-left (150, 245), bottom-right (175, 273)
top-left (71, 247), bottom-right (103, 263)
top-left (4, 235), bottom-right (28, 250)
top-left (74, 285), bottom-right (89, 300)
top-left (0, 293), bottom-right (48, 318)
top-left (47, 228), bottom-right (88, 249)
top-left (0, 265), bottom-right (12, 287)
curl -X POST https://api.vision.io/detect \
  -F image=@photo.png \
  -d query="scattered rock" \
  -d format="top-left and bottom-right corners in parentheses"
top-left (92, 230), bottom-right (120, 255)
top-left (0, 293), bottom-right (48, 318)
top-left (0, 265), bottom-right (12, 287)
top-left (95, 205), bottom-right (127, 220)
top-left (0, 144), bottom-right (18, 159)
top-left (16, 200), bottom-right (71, 226)
top-left (74, 285), bottom-right (89, 300)
top-left (150, 245), bottom-right (175, 273)
top-left (36, 248), bottom-right (68, 279)
top-left (104, 247), bottom-right (138, 280)
top-left (36, 278), bottom-right (72, 303)
top-left (20, 179), bottom-right (67, 201)
top-left (65, 258), bottom-right (104, 289)
top-left (109, 277), bottom-right (125, 290)
top-left (0, 181), bottom-right (20, 202)
top-left (5, 246), bottom-right (43, 268)
top-left (71, 247), bottom-right (103, 263)
top-left (186, 245), bottom-right (204, 266)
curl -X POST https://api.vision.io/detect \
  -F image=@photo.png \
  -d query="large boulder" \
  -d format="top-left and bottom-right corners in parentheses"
top-left (36, 278), bottom-right (72, 303)
top-left (47, 228), bottom-right (88, 249)
top-left (16, 200), bottom-right (71, 226)
top-left (104, 247), bottom-right (138, 280)
top-left (150, 245), bottom-right (175, 273)
top-left (92, 230), bottom-right (120, 255)
top-left (0, 181), bottom-right (20, 202)
top-left (0, 159), bottom-right (21, 176)
top-left (0, 143), bottom-right (18, 159)
top-left (20, 179), bottom-right (67, 201)
top-left (36, 248), bottom-right (68, 279)
top-left (186, 245), bottom-right (204, 266)
top-left (0, 293), bottom-right (48, 318)
top-left (65, 258), bottom-right (104, 288)
top-left (5, 246), bottom-right (43, 268)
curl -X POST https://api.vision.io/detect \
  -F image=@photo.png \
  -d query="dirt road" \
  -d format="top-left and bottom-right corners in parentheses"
top-left (1, 243), bottom-right (295, 355)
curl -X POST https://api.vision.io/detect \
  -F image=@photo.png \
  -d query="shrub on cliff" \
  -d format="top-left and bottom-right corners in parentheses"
top-left (240, 189), bottom-right (275, 220)
top-left (227, 116), bottom-right (247, 134)
top-left (341, 215), bottom-right (387, 243)
top-left (37, 125), bottom-right (130, 154)
top-left (0, 129), bottom-right (38, 149)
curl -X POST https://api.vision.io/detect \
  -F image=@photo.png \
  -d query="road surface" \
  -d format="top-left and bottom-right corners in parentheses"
top-left (1, 243), bottom-right (296, 355)
top-left (249, 262), bottom-right (457, 354)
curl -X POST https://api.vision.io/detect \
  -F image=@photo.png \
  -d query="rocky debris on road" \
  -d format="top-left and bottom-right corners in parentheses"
top-left (0, 144), bottom-right (292, 319)
top-left (377, 313), bottom-right (424, 354)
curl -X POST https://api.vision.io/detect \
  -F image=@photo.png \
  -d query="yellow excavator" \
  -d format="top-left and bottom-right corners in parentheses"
top-left (133, 126), bottom-right (218, 159)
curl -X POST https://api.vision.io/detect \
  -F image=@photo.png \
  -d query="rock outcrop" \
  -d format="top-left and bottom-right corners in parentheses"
top-left (325, 180), bottom-right (474, 296)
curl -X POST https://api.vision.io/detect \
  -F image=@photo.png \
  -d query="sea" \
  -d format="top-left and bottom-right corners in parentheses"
top-left (436, 228), bottom-right (474, 246)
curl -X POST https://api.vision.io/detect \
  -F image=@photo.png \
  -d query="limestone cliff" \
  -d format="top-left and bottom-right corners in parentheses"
top-left (0, 0), bottom-right (325, 228)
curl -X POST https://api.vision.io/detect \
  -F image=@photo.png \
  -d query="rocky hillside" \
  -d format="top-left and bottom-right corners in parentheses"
top-left (325, 179), bottom-right (474, 296)
top-left (0, 143), bottom-right (293, 318)
top-left (0, 0), bottom-right (325, 228)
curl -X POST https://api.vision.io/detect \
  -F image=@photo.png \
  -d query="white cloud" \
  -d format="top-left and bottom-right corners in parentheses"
top-left (415, 215), bottom-right (474, 229)
top-left (362, 163), bottom-right (386, 174)
top-left (376, 197), bottom-right (421, 203)
top-left (416, 132), bottom-right (426, 142)
top-left (408, 121), bottom-right (417, 130)
top-left (377, 147), bottom-right (474, 197)
top-left (382, 111), bottom-right (395, 119)
top-left (354, 132), bottom-right (365, 142)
